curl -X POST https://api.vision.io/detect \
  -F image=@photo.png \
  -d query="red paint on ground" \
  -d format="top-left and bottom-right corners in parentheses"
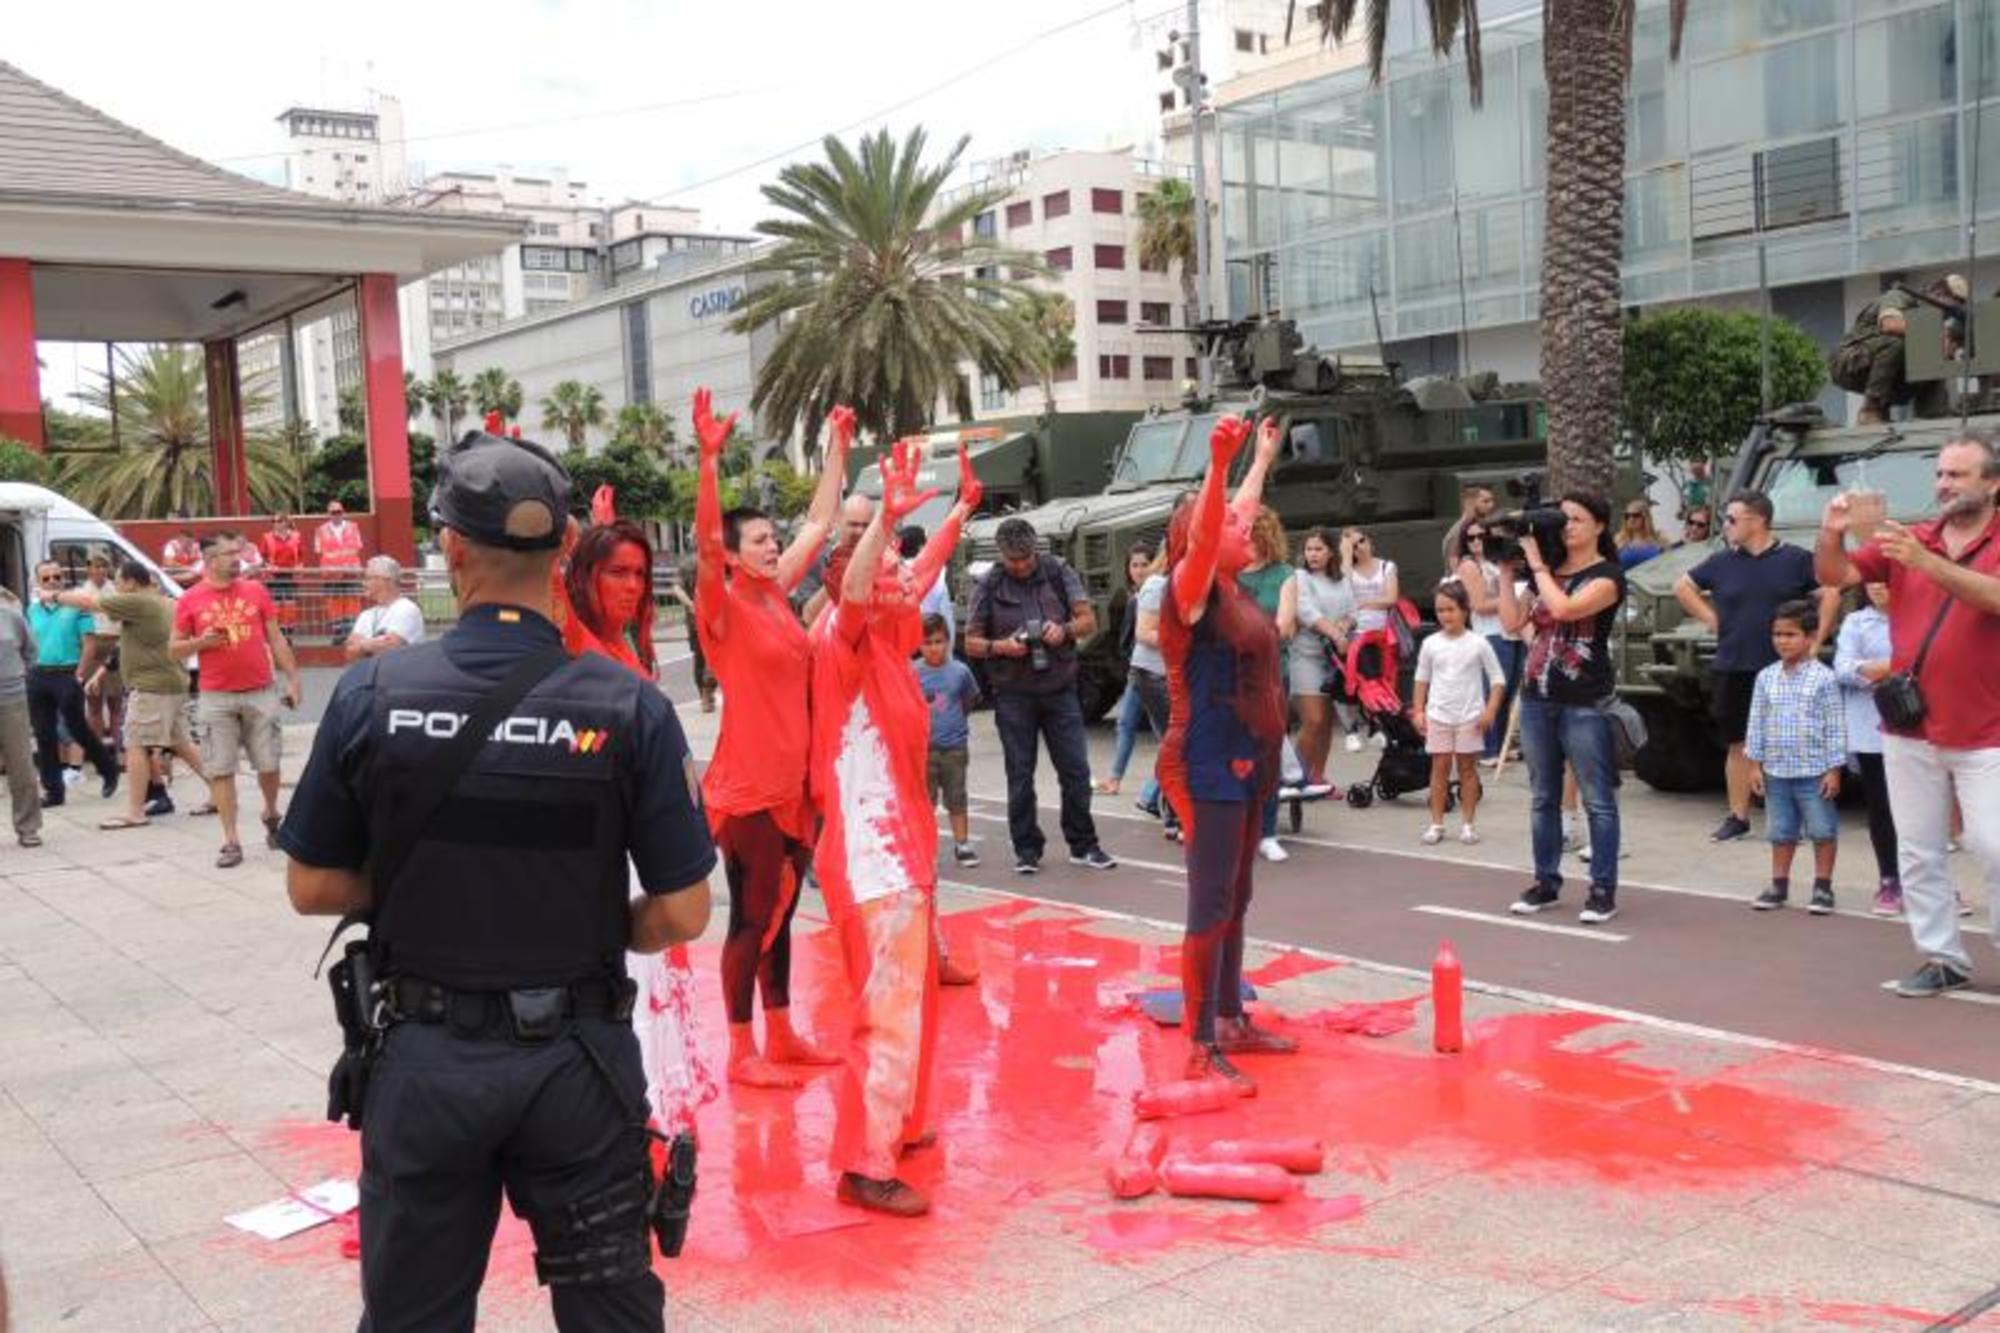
top-left (1288, 995), bottom-right (1423, 1037)
top-left (244, 901), bottom-right (1872, 1319)
top-left (1241, 950), bottom-right (1340, 987)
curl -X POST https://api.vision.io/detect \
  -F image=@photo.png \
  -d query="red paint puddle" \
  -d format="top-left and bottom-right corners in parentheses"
top-left (244, 901), bottom-right (1870, 1319)
top-left (1242, 951), bottom-right (1340, 987)
top-left (1288, 995), bottom-right (1423, 1037)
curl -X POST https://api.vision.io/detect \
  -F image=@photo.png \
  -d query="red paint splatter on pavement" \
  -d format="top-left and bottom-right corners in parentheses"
top-left (1288, 995), bottom-right (1423, 1037)
top-left (241, 900), bottom-right (1871, 1320)
top-left (1242, 951), bottom-right (1340, 987)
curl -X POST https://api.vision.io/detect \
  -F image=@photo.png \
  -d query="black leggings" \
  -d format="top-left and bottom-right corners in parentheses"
top-left (717, 811), bottom-right (812, 1025)
top-left (1853, 752), bottom-right (1900, 881)
top-left (1182, 798), bottom-right (1260, 1045)
top-left (1131, 668), bottom-right (1179, 830)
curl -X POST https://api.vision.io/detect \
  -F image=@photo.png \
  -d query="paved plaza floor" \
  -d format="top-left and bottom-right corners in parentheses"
top-left (2, 678), bottom-right (1998, 1330)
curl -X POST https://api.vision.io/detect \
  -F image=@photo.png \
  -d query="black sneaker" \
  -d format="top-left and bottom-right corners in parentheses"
top-left (1014, 854), bottom-right (1041, 876)
top-left (1510, 882), bottom-right (1560, 915)
top-left (1751, 886), bottom-right (1788, 911)
top-left (1135, 797), bottom-right (1162, 819)
top-left (1710, 815), bottom-right (1752, 842)
top-left (40, 790), bottom-right (64, 809)
top-left (953, 843), bottom-right (980, 867)
top-left (100, 771), bottom-right (119, 801)
top-left (1809, 885), bottom-right (1835, 916)
top-left (1069, 847), bottom-right (1118, 871)
top-left (1893, 961), bottom-right (1971, 998)
top-left (1578, 891), bottom-right (1618, 925)
top-left (144, 793), bottom-right (175, 817)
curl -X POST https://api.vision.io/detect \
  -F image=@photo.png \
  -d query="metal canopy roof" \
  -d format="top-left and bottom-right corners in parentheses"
top-left (0, 60), bottom-right (523, 341)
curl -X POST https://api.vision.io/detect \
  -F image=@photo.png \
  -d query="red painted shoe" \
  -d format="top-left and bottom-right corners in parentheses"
top-left (727, 1055), bottom-right (803, 1089)
top-left (1215, 1017), bottom-right (1299, 1056)
top-left (1185, 1043), bottom-right (1257, 1094)
top-left (837, 1173), bottom-right (930, 1217)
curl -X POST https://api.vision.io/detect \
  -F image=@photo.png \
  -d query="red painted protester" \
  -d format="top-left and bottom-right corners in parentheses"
top-left (1158, 413), bottom-right (1298, 1089)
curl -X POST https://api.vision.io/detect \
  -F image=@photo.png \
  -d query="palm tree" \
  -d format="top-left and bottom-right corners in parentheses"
top-left (541, 380), bottom-right (606, 450)
top-left (610, 402), bottom-right (675, 458)
top-left (55, 345), bottom-right (297, 519)
top-left (731, 126), bottom-right (1049, 445)
top-left (1315, 0), bottom-right (1685, 496)
top-left (426, 369), bottom-right (470, 442)
top-left (471, 367), bottom-right (523, 424)
top-left (1020, 291), bottom-right (1077, 415)
top-left (403, 371), bottom-right (427, 423)
top-left (1137, 178), bottom-right (1200, 327)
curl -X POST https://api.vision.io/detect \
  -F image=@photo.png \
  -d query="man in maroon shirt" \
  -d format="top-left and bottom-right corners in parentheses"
top-left (1817, 432), bottom-right (2000, 997)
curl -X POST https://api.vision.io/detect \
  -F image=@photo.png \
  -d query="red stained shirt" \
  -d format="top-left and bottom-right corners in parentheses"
top-left (1850, 512), bottom-right (2000, 750)
top-left (695, 575), bottom-right (813, 839)
top-left (806, 597), bottom-right (935, 917)
top-left (260, 530), bottom-right (303, 569)
top-left (173, 579), bottom-right (279, 693)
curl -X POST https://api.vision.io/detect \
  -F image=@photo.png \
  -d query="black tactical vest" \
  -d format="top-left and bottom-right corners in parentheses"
top-left (363, 642), bottom-right (642, 991)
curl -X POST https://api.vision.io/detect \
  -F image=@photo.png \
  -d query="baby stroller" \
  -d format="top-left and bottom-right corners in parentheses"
top-left (1341, 634), bottom-right (1455, 811)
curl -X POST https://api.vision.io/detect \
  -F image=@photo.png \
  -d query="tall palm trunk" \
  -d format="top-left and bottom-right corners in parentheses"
top-left (1536, 0), bottom-right (1631, 498)
top-left (1179, 264), bottom-right (1200, 330)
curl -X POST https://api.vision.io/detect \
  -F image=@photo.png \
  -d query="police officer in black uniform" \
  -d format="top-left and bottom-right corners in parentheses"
top-left (281, 429), bottom-right (714, 1332)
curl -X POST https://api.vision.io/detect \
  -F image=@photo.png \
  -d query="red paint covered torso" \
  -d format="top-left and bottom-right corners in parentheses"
top-left (697, 575), bottom-right (813, 839)
top-left (806, 599), bottom-right (936, 917)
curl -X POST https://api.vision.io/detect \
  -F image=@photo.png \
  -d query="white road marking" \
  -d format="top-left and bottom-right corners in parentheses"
top-left (1412, 904), bottom-right (1630, 943)
top-left (965, 810), bottom-right (1184, 875)
top-left (934, 877), bottom-right (2000, 1098)
top-left (657, 651), bottom-right (694, 667)
top-left (1876, 980), bottom-right (2000, 1007)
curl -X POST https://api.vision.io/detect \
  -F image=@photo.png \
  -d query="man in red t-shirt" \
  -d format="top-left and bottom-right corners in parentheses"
top-left (692, 387), bottom-right (855, 1088)
top-left (1817, 432), bottom-right (2000, 997)
top-left (170, 534), bottom-right (303, 869)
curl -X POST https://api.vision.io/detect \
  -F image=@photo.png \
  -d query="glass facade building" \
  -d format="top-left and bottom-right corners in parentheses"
top-left (1215, 0), bottom-right (2000, 372)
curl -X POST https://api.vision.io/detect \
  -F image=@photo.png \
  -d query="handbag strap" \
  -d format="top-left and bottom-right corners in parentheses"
top-left (1906, 543), bottom-right (1982, 680)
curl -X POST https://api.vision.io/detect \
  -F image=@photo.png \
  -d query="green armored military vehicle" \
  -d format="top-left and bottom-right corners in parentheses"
top-left (956, 317), bottom-right (1551, 720)
top-left (1615, 296), bottom-right (2000, 792)
top-left (847, 413), bottom-right (1139, 535)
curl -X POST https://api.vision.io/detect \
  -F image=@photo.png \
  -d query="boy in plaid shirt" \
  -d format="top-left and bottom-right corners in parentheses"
top-left (1746, 599), bottom-right (1846, 914)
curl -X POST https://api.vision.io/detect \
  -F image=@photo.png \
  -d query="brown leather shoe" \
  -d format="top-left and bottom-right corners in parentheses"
top-left (1185, 1043), bottom-right (1257, 1093)
top-left (837, 1172), bottom-right (930, 1217)
top-left (1215, 1017), bottom-right (1299, 1056)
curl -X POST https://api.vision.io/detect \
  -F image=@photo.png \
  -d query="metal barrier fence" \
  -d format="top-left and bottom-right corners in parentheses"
top-left (236, 566), bottom-right (691, 646)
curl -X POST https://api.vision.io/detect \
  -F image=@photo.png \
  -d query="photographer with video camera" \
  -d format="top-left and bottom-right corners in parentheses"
top-left (966, 517), bottom-right (1116, 875)
top-left (1495, 493), bottom-right (1628, 925)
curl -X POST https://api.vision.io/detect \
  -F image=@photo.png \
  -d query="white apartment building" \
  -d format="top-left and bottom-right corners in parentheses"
top-left (276, 98), bottom-right (409, 204)
top-left (944, 147), bottom-right (1199, 419)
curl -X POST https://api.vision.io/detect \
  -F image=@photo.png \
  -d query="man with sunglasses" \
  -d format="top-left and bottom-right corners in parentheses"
top-left (1675, 493), bottom-right (1839, 842)
top-left (25, 562), bottom-right (120, 808)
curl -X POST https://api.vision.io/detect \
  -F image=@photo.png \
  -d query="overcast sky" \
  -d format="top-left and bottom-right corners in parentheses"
top-left (13, 0), bottom-right (1183, 230)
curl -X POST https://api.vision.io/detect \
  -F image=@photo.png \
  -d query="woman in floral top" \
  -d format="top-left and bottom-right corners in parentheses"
top-left (1498, 492), bottom-right (1627, 925)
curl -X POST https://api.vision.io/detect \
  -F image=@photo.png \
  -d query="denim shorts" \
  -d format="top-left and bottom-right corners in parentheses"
top-left (1764, 774), bottom-right (1838, 845)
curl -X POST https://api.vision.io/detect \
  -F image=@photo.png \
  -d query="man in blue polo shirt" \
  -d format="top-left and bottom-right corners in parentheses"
top-left (25, 561), bottom-right (120, 807)
top-left (1674, 493), bottom-right (1839, 841)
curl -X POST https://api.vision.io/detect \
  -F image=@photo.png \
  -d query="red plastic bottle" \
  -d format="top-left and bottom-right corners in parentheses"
top-left (1432, 939), bottom-right (1464, 1054)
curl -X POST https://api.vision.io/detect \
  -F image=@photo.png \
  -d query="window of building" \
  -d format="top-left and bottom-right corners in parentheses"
top-left (1142, 356), bottom-right (1175, 381)
top-left (1235, 28), bottom-right (1255, 52)
top-left (1091, 187), bottom-right (1123, 215)
top-left (1140, 301), bottom-right (1171, 325)
top-left (1046, 245), bottom-right (1074, 271)
top-left (1157, 47), bottom-right (1174, 71)
top-left (980, 372), bottom-right (1008, 411)
top-left (1096, 299), bottom-right (1128, 324)
top-left (1043, 190), bottom-right (1070, 219)
top-left (632, 213), bottom-right (644, 230)
top-left (1098, 354), bottom-right (1131, 380)
top-left (974, 211), bottom-right (997, 238)
top-left (1159, 92), bottom-right (1176, 114)
top-left (1689, 32), bottom-right (1845, 154)
top-left (1094, 243), bottom-right (1126, 270)
top-left (1185, 357), bottom-right (1198, 379)
top-left (1006, 200), bottom-right (1033, 228)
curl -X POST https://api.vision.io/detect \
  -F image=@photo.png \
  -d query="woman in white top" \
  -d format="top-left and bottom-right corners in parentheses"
top-left (1340, 528), bottom-right (1399, 634)
top-left (1452, 521), bottom-right (1524, 762)
top-left (1289, 528), bottom-right (1358, 782)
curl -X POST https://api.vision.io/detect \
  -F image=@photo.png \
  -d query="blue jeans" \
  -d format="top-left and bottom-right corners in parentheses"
top-left (993, 688), bottom-right (1101, 860)
top-left (1764, 775), bottom-right (1838, 844)
top-left (1519, 694), bottom-right (1620, 895)
top-left (1483, 636), bottom-right (1525, 760)
top-left (1109, 680), bottom-right (1145, 781)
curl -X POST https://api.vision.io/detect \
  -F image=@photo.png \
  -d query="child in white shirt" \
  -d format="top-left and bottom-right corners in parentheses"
top-left (1413, 581), bottom-right (1505, 845)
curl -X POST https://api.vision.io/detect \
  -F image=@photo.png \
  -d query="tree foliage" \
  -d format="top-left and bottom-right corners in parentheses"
top-left (611, 402), bottom-right (676, 458)
top-left (426, 369), bottom-right (471, 442)
top-left (1136, 177), bottom-right (1200, 327)
top-left (1019, 290), bottom-right (1076, 414)
top-left (471, 367), bottom-right (524, 423)
top-left (1621, 308), bottom-right (1826, 466)
top-left (0, 438), bottom-right (50, 484)
top-left (403, 371), bottom-right (427, 422)
top-left (561, 440), bottom-right (674, 521)
top-left (732, 126), bottom-right (1048, 446)
top-left (541, 380), bottom-right (607, 449)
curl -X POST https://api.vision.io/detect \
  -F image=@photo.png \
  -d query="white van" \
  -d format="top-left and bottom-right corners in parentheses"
top-left (0, 483), bottom-right (180, 598)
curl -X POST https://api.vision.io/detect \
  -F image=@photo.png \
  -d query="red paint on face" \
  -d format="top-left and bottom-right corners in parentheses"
top-left (245, 903), bottom-right (1875, 1318)
top-left (596, 540), bottom-right (649, 627)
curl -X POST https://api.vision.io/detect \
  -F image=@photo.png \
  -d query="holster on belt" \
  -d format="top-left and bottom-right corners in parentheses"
top-left (325, 940), bottom-right (382, 1130)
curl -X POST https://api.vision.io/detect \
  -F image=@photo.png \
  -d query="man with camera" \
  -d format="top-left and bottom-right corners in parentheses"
top-left (965, 517), bottom-right (1116, 874)
top-left (1816, 431), bottom-right (2000, 998)
top-left (281, 428), bottom-right (715, 1330)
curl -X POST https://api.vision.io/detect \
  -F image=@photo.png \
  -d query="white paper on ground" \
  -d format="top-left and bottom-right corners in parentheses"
top-left (225, 1178), bottom-right (360, 1241)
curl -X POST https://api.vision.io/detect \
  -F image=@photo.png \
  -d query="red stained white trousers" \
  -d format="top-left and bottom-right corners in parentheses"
top-left (831, 890), bottom-right (939, 1181)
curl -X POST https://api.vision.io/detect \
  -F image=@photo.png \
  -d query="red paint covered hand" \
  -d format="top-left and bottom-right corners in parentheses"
top-left (591, 485), bottom-right (617, 525)
top-left (956, 446), bottom-right (984, 515)
top-left (825, 404), bottom-right (857, 457)
top-left (693, 387), bottom-right (737, 461)
top-left (881, 437), bottom-right (939, 524)
top-left (1208, 414), bottom-right (1253, 472)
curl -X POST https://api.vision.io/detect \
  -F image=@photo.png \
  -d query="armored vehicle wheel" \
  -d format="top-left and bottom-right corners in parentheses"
top-left (1631, 698), bottom-right (1724, 793)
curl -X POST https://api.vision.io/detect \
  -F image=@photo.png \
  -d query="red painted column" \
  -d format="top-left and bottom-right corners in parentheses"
top-left (356, 273), bottom-right (414, 564)
top-left (204, 339), bottom-right (248, 515)
top-left (0, 259), bottom-right (45, 449)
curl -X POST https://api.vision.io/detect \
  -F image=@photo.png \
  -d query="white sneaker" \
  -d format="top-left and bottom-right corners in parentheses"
top-left (1257, 837), bottom-right (1289, 863)
top-left (1297, 781), bottom-right (1336, 799)
top-left (1344, 733), bottom-right (1364, 753)
top-left (1276, 783), bottom-right (1303, 801)
top-left (1372, 732), bottom-right (1389, 750)
top-left (1459, 825), bottom-right (1480, 845)
top-left (1420, 824), bottom-right (1445, 845)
